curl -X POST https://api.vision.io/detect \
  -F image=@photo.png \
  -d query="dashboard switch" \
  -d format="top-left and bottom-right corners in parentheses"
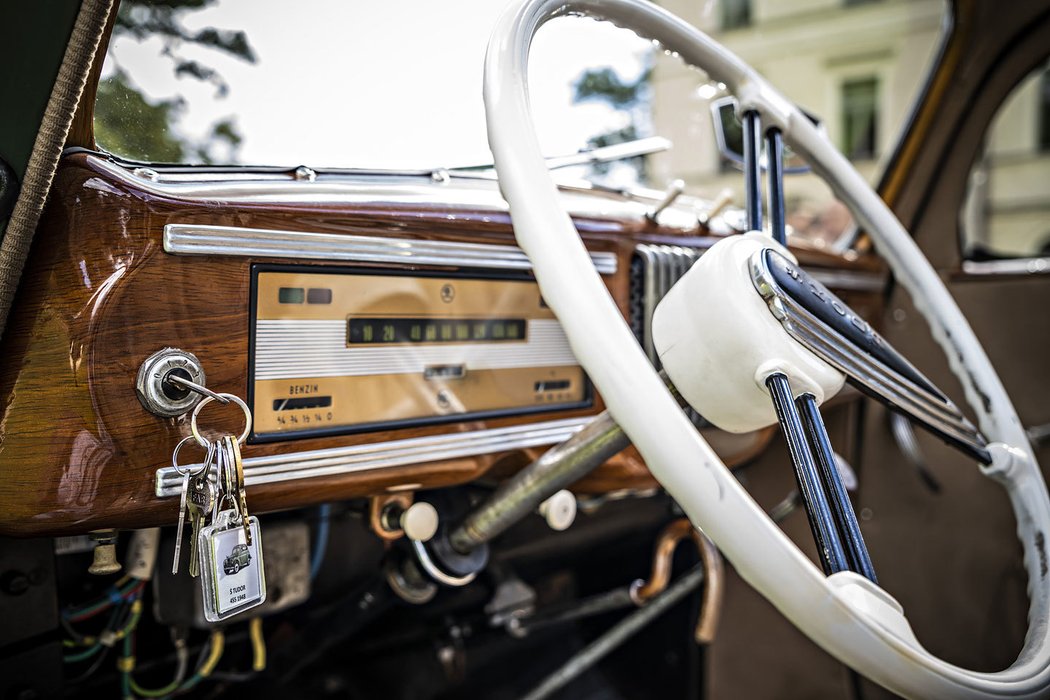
top-left (538, 490), bottom-right (577, 532)
top-left (401, 502), bottom-right (440, 543)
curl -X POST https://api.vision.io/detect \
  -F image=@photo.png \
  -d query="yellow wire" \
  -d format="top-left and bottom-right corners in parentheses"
top-left (199, 631), bottom-right (225, 678)
top-left (248, 617), bottom-right (266, 672)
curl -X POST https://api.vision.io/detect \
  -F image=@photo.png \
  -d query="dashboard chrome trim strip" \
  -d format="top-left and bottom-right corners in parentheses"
top-left (960, 257), bottom-right (1050, 276)
top-left (163, 223), bottom-right (619, 274)
top-left (154, 416), bottom-right (591, 497)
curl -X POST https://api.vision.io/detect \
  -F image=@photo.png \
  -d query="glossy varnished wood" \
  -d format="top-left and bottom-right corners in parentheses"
top-left (0, 154), bottom-right (882, 535)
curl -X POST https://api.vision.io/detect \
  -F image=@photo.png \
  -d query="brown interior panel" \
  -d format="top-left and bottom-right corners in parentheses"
top-left (0, 153), bottom-right (881, 536)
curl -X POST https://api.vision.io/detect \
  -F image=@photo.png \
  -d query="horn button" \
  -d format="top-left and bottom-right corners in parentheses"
top-left (651, 232), bottom-right (987, 461)
top-left (754, 248), bottom-right (944, 400)
top-left (749, 246), bottom-right (989, 462)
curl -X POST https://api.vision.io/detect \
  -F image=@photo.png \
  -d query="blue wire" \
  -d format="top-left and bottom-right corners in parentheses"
top-left (310, 504), bottom-right (331, 580)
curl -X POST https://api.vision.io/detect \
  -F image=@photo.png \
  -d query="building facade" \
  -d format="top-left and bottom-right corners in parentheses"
top-left (650, 0), bottom-right (1049, 256)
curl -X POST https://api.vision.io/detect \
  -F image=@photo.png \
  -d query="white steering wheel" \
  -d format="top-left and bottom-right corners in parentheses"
top-left (483, 1), bottom-right (1050, 697)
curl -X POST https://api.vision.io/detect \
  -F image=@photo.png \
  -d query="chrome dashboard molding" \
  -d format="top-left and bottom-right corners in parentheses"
top-left (749, 249), bottom-right (990, 462)
top-left (154, 416), bottom-right (591, 497)
top-left (163, 223), bottom-right (618, 274)
top-left (960, 257), bottom-right (1050, 276)
top-left (89, 155), bottom-right (704, 231)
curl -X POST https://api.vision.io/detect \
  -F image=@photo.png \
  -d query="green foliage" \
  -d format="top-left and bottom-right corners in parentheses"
top-left (585, 125), bottom-right (647, 177)
top-left (572, 65), bottom-right (653, 181)
top-left (94, 71), bottom-right (186, 162)
top-left (114, 1), bottom-right (255, 62)
top-left (95, 0), bottom-right (255, 163)
top-left (573, 67), bottom-right (651, 109)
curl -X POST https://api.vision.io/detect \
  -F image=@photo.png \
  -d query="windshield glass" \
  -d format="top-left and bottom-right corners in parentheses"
top-left (96, 0), bottom-right (947, 233)
top-left (96, 0), bottom-right (651, 180)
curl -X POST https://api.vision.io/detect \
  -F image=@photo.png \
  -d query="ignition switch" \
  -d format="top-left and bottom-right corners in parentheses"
top-left (135, 348), bottom-right (208, 418)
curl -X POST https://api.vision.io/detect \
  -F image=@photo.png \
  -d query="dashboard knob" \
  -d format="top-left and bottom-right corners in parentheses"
top-left (538, 490), bottom-right (577, 532)
top-left (401, 502), bottom-right (440, 542)
top-left (87, 530), bottom-right (122, 576)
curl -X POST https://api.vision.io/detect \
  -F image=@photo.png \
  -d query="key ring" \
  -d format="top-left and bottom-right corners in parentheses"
top-left (172, 435), bottom-right (215, 477)
top-left (190, 393), bottom-right (252, 447)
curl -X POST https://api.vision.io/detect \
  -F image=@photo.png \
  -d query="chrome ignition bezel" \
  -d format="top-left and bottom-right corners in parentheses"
top-left (136, 347), bottom-right (207, 418)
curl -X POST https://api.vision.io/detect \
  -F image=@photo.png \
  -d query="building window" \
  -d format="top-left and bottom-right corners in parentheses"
top-left (842, 77), bottom-right (879, 160)
top-left (721, 0), bottom-right (751, 30)
top-left (1040, 69), bottom-right (1050, 152)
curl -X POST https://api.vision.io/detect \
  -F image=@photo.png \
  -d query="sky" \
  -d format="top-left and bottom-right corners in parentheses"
top-left (103, 0), bottom-right (656, 174)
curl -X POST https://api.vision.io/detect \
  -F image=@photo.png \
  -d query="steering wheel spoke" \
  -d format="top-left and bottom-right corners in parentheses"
top-left (795, 391), bottom-right (878, 582)
top-left (765, 372), bottom-right (852, 576)
top-left (764, 372), bottom-right (877, 582)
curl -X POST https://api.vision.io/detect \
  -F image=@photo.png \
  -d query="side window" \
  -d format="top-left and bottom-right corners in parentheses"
top-left (962, 65), bottom-right (1050, 259)
top-left (841, 77), bottom-right (879, 160)
top-left (1040, 70), bottom-right (1050, 152)
top-left (721, 0), bottom-right (751, 30)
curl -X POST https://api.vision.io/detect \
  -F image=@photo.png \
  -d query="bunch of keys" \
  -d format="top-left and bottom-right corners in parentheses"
top-left (170, 436), bottom-right (215, 578)
top-left (171, 392), bottom-right (266, 622)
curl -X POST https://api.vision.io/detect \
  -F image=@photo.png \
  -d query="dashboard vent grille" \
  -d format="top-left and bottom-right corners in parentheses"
top-left (630, 244), bottom-right (702, 366)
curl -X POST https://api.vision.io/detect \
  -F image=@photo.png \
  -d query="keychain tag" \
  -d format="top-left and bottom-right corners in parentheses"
top-left (198, 509), bottom-right (266, 622)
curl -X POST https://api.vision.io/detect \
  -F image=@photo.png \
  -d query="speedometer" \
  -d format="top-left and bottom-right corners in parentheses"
top-left (250, 266), bottom-right (590, 441)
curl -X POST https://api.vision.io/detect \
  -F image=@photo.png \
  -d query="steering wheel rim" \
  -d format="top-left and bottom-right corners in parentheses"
top-left (483, 1), bottom-right (1050, 697)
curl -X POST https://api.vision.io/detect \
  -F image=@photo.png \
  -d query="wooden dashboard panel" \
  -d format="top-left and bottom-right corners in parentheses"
top-left (0, 153), bottom-right (883, 535)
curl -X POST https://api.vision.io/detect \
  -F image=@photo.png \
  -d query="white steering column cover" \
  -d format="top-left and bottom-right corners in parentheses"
top-left (483, 0), bottom-right (1050, 698)
top-left (652, 231), bottom-right (845, 433)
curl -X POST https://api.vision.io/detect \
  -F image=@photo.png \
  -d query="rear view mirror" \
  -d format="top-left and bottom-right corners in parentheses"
top-left (710, 96), bottom-right (819, 174)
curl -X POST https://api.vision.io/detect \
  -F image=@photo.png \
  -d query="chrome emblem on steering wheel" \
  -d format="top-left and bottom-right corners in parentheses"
top-left (750, 248), bottom-right (989, 463)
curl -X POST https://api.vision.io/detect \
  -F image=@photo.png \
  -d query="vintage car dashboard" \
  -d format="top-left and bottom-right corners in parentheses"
top-left (0, 153), bottom-right (884, 536)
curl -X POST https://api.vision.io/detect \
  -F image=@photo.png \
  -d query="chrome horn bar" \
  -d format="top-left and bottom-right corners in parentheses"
top-left (750, 249), bottom-right (991, 464)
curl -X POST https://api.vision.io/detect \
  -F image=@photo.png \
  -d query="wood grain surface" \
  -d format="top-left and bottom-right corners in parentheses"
top-left (0, 153), bottom-right (881, 535)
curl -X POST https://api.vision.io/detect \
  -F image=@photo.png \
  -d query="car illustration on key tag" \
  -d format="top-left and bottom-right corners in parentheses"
top-left (223, 543), bottom-right (252, 575)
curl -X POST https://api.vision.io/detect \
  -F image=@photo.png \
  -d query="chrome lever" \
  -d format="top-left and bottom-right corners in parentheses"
top-left (645, 179), bottom-right (685, 223)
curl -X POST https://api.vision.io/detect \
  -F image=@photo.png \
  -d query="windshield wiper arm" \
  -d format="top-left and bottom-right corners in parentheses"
top-left (443, 136), bottom-right (671, 175)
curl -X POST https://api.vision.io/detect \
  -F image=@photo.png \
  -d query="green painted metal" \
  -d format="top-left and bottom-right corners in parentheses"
top-left (0, 1), bottom-right (82, 182)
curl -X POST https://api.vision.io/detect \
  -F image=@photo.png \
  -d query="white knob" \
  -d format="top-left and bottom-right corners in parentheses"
top-left (538, 490), bottom-right (577, 531)
top-left (402, 502), bottom-right (440, 542)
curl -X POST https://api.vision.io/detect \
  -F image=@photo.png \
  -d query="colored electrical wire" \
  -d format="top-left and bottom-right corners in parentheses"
top-left (118, 633), bottom-right (135, 700)
top-left (63, 577), bottom-right (142, 623)
top-left (64, 602), bottom-right (123, 662)
top-left (249, 617), bottom-right (266, 672)
top-left (175, 630), bottom-right (226, 694)
top-left (65, 642), bottom-right (113, 685)
top-left (126, 630), bottom-right (189, 698)
top-left (63, 642), bottom-right (103, 664)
